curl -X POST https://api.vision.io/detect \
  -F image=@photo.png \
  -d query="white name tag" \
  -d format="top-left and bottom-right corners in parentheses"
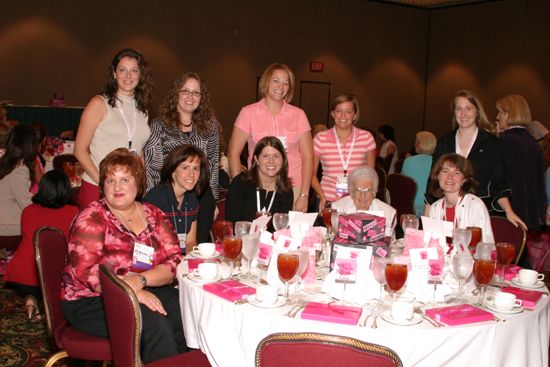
top-left (132, 241), bottom-right (154, 270)
top-left (177, 233), bottom-right (187, 250)
top-left (335, 176), bottom-right (349, 197)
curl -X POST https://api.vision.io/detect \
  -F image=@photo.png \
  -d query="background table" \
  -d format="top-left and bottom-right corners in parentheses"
top-left (5, 105), bottom-right (84, 137)
top-left (177, 262), bottom-right (550, 367)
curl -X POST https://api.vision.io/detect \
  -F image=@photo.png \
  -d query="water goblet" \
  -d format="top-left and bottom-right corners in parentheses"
top-left (496, 242), bottom-right (515, 287)
top-left (452, 228), bottom-right (472, 253)
top-left (234, 221), bottom-right (252, 237)
top-left (372, 257), bottom-right (389, 301)
top-left (240, 233), bottom-right (259, 280)
top-left (273, 213), bottom-right (289, 231)
top-left (385, 261), bottom-right (408, 302)
top-left (446, 251), bottom-right (474, 303)
top-left (277, 252), bottom-right (300, 301)
top-left (213, 220), bottom-right (233, 244)
top-left (400, 214), bottom-right (419, 237)
top-left (473, 256), bottom-right (496, 306)
top-left (222, 235), bottom-right (242, 279)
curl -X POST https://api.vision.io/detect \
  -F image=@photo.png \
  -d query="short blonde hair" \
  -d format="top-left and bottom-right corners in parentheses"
top-left (496, 94), bottom-right (532, 127)
top-left (415, 131), bottom-right (437, 155)
top-left (258, 63), bottom-right (295, 103)
top-left (331, 93), bottom-right (360, 123)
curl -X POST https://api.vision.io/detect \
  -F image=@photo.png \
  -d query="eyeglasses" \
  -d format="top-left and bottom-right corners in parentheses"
top-left (354, 187), bottom-right (374, 195)
top-left (179, 89), bottom-right (201, 98)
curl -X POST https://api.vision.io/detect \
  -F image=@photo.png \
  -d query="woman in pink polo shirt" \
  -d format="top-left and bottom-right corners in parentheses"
top-left (227, 63), bottom-right (313, 212)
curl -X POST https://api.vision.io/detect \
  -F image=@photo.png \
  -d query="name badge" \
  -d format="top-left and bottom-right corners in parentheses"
top-left (335, 176), bottom-right (349, 197)
top-left (177, 233), bottom-right (187, 250)
top-left (132, 241), bottom-right (154, 271)
top-left (276, 136), bottom-right (288, 151)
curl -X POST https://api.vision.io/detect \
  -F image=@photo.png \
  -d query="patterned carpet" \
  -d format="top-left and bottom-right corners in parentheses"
top-left (0, 278), bottom-right (51, 367)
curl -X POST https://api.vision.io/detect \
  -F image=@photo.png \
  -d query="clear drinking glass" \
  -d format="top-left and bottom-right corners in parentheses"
top-left (452, 228), bottom-right (472, 253)
top-left (272, 213), bottom-right (289, 231)
top-left (277, 253), bottom-right (300, 301)
top-left (447, 252), bottom-right (474, 303)
top-left (234, 221), bottom-right (252, 237)
top-left (400, 214), bottom-right (419, 237)
top-left (240, 233), bottom-right (259, 280)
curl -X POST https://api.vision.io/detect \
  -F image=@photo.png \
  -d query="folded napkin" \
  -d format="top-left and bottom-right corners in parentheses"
top-left (406, 269), bottom-right (453, 303)
top-left (501, 286), bottom-right (545, 310)
top-left (321, 268), bottom-right (380, 304)
top-left (203, 280), bottom-right (256, 302)
top-left (301, 302), bottom-right (362, 325)
top-left (425, 304), bottom-right (493, 326)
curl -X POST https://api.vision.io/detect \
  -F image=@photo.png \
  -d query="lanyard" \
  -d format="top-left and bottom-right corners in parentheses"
top-left (334, 127), bottom-right (356, 175)
top-left (256, 188), bottom-right (276, 214)
top-left (117, 102), bottom-right (137, 150)
top-left (171, 201), bottom-right (188, 234)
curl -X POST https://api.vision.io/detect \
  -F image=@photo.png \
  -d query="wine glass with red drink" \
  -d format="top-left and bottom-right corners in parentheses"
top-left (385, 262), bottom-right (408, 302)
top-left (473, 257), bottom-right (496, 306)
top-left (277, 252), bottom-right (300, 301)
top-left (496, 242), bottom-right (515, 288)
top-left (214, 220), bottom-right (233, 244)
top-left (321, 207), bottom-right (336, 236)
top-left (467, 226), bottom-right (482, 254)
top-left (223, 235), bottom-right (242, 279)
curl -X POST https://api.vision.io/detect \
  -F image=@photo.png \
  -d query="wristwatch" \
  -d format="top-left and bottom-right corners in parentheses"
top-left (139, 274), bottom-right (147, 288)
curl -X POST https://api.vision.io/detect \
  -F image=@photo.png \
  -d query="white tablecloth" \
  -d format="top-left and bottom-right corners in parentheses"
top-left (177, 262), bottom-right (550, 367)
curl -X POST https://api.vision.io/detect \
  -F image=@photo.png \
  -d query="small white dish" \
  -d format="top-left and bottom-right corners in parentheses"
top-left (485, 301), bottom-right (523, 314)
top-left (246, 295), bottom-right (286, 308)
top-left (510, 277), bottom-right (545, 289)
top-left (186, 273), bottom-right (222, 284)
top-left (189, 250), bottom-right (222, 260)
top-left (381, 311), bottom-right (422, 326)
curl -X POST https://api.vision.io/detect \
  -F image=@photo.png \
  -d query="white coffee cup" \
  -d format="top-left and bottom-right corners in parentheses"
top-left (493, 291), bottom-right (522, 311)
top-left (192, 262), bottom-right (218, 280)
top-left (518, 269), bottom-right (544, 286)
top-left (193, 243), bottom-right (216, 258)
top-left (255, 285), bottom-right (278, 305)
top-left (390, 299), bottom-right (414, 323)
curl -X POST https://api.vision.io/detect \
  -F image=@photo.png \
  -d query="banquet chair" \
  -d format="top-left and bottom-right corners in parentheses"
top-left (34, 226), bottom-right (111, 367)
top-left (52, 153), bottom-right (77, 171)
top-left (255, 332), bottom-right (403, 367)
top-left (386, 173), bottom-right (417, 221)
top-left (98, 264), bottom-right (211, 367)
top-left (375, 165), bottom-right (387, 203)
top-left (490, 216), bottom-right (527, 264)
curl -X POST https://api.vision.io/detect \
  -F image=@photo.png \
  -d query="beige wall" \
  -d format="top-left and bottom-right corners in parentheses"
top-left (2, 0), bottom-right (548, 151)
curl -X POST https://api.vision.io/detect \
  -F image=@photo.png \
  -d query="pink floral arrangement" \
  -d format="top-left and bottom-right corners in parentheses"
top-left (42, 136), bottom-right (65, 157)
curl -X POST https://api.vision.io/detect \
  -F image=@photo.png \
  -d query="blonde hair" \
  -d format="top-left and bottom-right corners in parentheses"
top-left (496, 94), bottom-right (532, 127)
top-left (258, 63), bottom-right (295, 103)
top-left (415, 131), bottom-right (437, 155)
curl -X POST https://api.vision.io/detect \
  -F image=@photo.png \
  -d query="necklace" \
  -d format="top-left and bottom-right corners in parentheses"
top-left (111, 202), bottom-right (139, 228)
top-left (180, 120), bottom-right (193, 128)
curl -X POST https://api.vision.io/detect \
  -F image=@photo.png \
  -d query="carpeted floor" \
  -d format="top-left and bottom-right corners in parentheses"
top-left (0, 277), bottom-right (51, 367)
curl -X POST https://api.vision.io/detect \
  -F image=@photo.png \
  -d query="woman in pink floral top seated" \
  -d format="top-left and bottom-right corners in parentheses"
top-left (60, 148), bottom-right (186, 364)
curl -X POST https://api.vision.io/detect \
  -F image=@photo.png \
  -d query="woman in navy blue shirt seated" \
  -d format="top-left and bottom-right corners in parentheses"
top-left (143, 144), bottom-right (208, 254)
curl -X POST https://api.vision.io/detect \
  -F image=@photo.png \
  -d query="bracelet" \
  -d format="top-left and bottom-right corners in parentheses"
top-left (299, 193), bottom-right (309, 198)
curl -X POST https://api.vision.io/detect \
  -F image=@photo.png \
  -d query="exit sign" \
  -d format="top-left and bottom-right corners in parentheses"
top-left (310, 61), bottom-right (324, 72)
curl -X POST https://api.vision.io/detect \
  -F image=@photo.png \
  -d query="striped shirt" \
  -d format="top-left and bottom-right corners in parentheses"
top-left (313, 127), bottom-right (376, 202)
top-left (143, 117), bottom-right (220, 199)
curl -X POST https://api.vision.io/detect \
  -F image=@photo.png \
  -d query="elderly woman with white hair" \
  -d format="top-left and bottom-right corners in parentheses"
top-left (331, 166), bottom-right (397, 238)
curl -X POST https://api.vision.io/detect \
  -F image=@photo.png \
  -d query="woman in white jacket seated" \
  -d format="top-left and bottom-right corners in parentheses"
top-left (428, 153), bottom-right (494, 243)
top-left (332, 166), bottom-right (396, 238)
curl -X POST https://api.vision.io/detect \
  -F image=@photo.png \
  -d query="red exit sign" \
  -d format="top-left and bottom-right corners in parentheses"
top-left (310, 61), bottom-right (324, 72)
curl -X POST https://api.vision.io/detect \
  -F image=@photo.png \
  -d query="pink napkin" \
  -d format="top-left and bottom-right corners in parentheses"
top-left (301, 302), bottom-right (362, 325)
top-left (203, 280), bottom-right (256, 302)
top-left (187, 259), bottom-right (204, 272)
top-left (425, 304), bottom-right (493, 326)
top-left (504, 265), bottom-right (522, 281)
top-left (501, 286), bottom-right (545, 310)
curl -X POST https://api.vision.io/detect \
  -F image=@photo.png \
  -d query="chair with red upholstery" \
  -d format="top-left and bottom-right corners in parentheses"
top-left (98, 264), bottom-right (211, 367)
top-left (255, 332), bottom-right (403, 367)
top-left (490, 216), bottom-right (527, 265)
top-left (386, 173), bottom-right (417, 221)
top-left (375, 165), bottom-right (388, 203)
top-left (34, 226), bottom-right (111, 367)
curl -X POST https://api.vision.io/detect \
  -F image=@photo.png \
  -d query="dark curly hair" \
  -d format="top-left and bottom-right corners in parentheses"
top-left (429, 153), bottom-right (478, 198)
top-left (158, 72), bottom-right (216, 137)
top-left (0, 124), bottom-right (37, 182)
top-left (103, 48), bottom-right (153, 114)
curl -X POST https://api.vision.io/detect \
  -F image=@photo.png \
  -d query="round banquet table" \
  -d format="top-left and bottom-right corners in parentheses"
top-left (177, 262), bottom-right (550, 367)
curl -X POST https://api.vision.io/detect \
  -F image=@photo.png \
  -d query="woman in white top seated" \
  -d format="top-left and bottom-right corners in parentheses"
top-left (332, 166), bottom-right (396, 238)
top-left (428, 153), bottom-right (494, 243)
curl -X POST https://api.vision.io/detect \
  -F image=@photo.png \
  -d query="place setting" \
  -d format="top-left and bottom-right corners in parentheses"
top-left (188, 242), bottom-right (222, 260)
top-left (186, 262), bottom-right (223, 284)
top-left (509, 269), bottom-right (546, 290)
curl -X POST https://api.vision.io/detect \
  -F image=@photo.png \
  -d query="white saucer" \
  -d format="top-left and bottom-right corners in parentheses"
top-left (246, 295), bottom-right (286, 308)
top-left (510, 277), bottom-right (545, 289)
top-left (186, 273), bottom-right (222, 284)
top-left (189, 250), bottom-right (222, 260)
top-left (381, 311), bottom-right (422, 326)
top-left (485, 301), bottom-right (523, 314)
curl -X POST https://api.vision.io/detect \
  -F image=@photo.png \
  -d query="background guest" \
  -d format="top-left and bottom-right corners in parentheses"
top-left (143, 72), bottom-right (219, 243)
top-left (428, 153), bottom-right (494, 243)
top-left (401, 131), bottom-right (437, 217)
top-left (226, 136), bottom-right (293, 223)
top-left (0, 125), bottom-right (35, 235)
top-left (74, 48), bottom-right (152, 208)
top-left (495, 94), bottom-right (545, 231)
top-left (30, 122), bottom-right (47, 193)
top-left (143, 145), bottom-right (208, 254)
top-left (228, 63), bottom-right (313, 212)
top-left (60, 148), bottom-right (185, 364)
top-left (312, 94), bottom-right (376, 210)
top-left (378, 124), bottom-right (398, 173)
top-left (332, 166), bottom-right (396, 238)
top-left (5, 170), bottom-right (78, 320)
top-left (425, 90), bottom-right (525, 229)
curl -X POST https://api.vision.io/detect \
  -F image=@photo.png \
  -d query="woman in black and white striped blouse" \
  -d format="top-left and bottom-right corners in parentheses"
top-left (143, 72), bottom-right (220, 242)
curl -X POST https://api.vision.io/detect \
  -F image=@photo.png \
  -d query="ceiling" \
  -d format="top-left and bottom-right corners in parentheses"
top-left (370, 0), bottom-right (496, 9)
